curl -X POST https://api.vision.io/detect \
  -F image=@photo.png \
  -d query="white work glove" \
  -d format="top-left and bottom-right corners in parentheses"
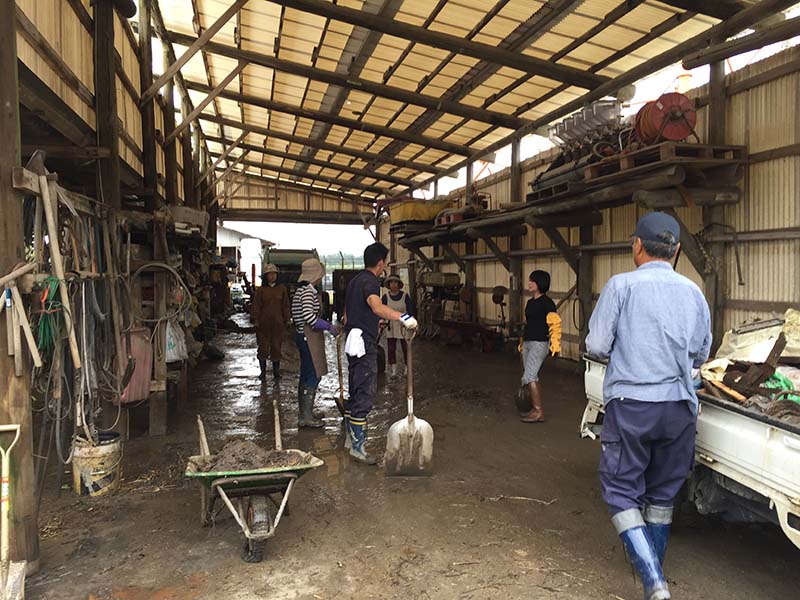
top-left (400, 313), bottom-right (418, 330)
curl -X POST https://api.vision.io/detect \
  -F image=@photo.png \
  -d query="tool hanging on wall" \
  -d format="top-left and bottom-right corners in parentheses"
top-left (26, 151), bottom-right (82, 368)
top-left (0, 276), bottom-right (43, 376)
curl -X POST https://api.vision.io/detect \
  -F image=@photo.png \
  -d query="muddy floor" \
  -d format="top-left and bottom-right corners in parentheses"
top-left (30, 317), bottom-right (800, 599)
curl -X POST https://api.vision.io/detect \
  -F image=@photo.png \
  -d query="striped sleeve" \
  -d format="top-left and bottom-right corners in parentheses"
top-left (291, 285), bottom-right (320, 331)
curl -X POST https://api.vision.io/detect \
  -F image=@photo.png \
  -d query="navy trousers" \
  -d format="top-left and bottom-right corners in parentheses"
top-left (599, 398), bottom-right (696, 514)
top-left (346, 334), bottom-right (378, 420)
top-left (294, 332), bottom-right (320, 389)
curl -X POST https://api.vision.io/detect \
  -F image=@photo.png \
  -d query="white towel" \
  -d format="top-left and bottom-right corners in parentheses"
top-left (345, 328), bottom-right (366, 358)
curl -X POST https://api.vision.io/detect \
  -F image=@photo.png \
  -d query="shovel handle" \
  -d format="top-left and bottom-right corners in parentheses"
top-left (0, 425), bottom-right (20, 455)
top-left (334, 335), bottom-right (345, 417)
top-left (406, 335), bottom-right (414, 418)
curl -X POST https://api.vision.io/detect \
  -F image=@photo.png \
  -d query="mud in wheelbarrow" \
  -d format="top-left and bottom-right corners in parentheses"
top-left (185, 419), bottom-right (324, 562)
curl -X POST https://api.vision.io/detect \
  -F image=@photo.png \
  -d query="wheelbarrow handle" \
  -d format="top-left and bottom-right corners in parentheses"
top-left (197, 415), bottom-right (210, 456)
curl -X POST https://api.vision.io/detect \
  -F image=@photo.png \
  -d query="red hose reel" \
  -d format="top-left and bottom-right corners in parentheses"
top-left (634, 92), bottom-right (698, 144)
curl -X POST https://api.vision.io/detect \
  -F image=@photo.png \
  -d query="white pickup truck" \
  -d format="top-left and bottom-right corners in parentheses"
top-left (581, 356), bottom-right (800, 551)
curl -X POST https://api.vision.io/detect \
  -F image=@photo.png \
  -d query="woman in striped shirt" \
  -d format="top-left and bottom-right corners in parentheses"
top-left (292, 258), bottom-right (340, 428)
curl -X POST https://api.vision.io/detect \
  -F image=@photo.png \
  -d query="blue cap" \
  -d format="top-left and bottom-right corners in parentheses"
top-left (633, 212), bottom-right (680, 243)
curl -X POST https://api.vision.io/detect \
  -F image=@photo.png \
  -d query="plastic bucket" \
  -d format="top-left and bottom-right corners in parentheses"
top-left (72, 432), bottom-right (122, 497)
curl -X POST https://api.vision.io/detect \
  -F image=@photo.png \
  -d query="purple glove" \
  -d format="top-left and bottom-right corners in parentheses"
top-left (312, 318), bottom-right (340, 336)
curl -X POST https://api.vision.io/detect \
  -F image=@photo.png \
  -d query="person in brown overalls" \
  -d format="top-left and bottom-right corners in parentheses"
top-left (252, 264), bottom-right (290, 380)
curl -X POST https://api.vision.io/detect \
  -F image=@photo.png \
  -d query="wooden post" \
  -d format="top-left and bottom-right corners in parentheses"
top-left (705, 59), bottom-right (727, 348)
top-left (161, 39), bottom-right (179, 206)
top-left (182, 130), bottom-right (195, 207)
top-left (139, 0), bottom-right (159, 211)
top-left (465, 161), bottom-right (473, 202)
top-left (207, 201), bottom-right (219, 247)
top-left (510, 137), bottom-right (522, 203)
top-left (578, 225), bottom-right (594, 352)
top-left (407, 259), bottom-right (417, 315)
top-left (149, 219), bottom-right (168, 436)
top-left (94, 0), bottom-right (121, 209)
top-left (163, 93), bottom-right (178, 205)
top-left (509, 137), bottom-right (523, 330)
top-left (0, 0), bottom-right (39, 570)
top-left (464, 239), bottom-right (476, 323)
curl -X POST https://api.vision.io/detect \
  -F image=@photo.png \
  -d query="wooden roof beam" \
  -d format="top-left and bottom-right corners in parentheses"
top-left (166, 61), bottom-right (246, 145)
top-left (150, 0), bottom-right (211, 160)
top-left (167, 30), bottom-right (528, 130)
top-left (212, 154), bottom-right (391, 196)
top-left (683, 15), bottom-right (800, 69)
top-left (211, 149), bottom-right (251, 189)
top-left (659, 0), bottom-right (761, 21)
top-left (210, 170), bottom-right (247, 208)
top-left (141, 0), bottom-right (249, 105)
top-left (182, 79), bottom-right (473, 156)
top-left (205, 134), bottom-right (415, 187)
top-left (217, 171), bottom-right (376, 205)
top-left (189, 0), bottom-right (233, 156)
top-left (199, 132), bottom-right (246, 188)
top-left (220, 208), bottom-right (370, 224)
top-left (268, 0), bottom-right (607, 90)
top-left (197, 113), bottom-right (444, 175)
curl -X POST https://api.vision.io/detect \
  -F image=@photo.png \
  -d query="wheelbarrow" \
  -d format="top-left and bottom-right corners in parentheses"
top-left (185, 412), bottom-right (323, 562)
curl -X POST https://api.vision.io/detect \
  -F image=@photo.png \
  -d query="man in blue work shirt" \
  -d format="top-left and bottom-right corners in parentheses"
top-left (343, 242), bottom-right (417, 464)
top-left (586, 212), bottom-right (711, 600)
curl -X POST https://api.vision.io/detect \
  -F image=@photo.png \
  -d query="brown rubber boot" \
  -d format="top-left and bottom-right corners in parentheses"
top-left (520, 381), bottom-right (545, 423)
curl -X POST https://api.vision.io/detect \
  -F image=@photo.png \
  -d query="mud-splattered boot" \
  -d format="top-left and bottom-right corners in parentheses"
top-left (298, 386), bottom-right (323, 428)
top-left (272, 361), bottom-right (281, 380)
top-left (258, 359), bottom-right (267, 381)
top-left (613, 509), bottom-right (670, 600)
top-left (348, 418), bottom-right (377, 465)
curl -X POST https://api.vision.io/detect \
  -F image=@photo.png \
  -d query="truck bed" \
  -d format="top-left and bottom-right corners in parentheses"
top-left (581, 356), bottom-right (800, 551)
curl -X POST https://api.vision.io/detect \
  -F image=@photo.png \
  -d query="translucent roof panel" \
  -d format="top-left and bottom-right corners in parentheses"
top-left (153, 0), bottom-right (765, 199)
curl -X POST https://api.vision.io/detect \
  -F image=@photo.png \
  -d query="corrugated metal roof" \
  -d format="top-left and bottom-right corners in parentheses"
top-left (154, 0), bottom-right (758, 199)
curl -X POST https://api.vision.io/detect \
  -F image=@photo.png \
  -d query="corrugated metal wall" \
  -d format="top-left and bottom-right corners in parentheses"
top-left (722, 46), bottom-right (800, 331)
top-left (393, 47), bottom-right (800, 361)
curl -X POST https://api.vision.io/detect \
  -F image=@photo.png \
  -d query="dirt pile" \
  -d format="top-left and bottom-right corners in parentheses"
top-left (200, 440), bottom-right (311, 472)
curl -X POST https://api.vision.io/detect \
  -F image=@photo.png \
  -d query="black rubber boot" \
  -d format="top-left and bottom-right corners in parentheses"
top-left (258, 359), bottom-right (266, 381)
top-left (272, 361), bottom-right (281, 380)
top-left (298, 387), bottom-right (323, 428)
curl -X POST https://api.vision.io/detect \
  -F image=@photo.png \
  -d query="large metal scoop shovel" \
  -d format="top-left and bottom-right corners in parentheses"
top-left (385, 332), bottom-right (433, 476)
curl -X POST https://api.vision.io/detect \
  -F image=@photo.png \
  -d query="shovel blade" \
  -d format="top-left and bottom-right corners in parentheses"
top-left (384, 416), bottom-right (434, 476)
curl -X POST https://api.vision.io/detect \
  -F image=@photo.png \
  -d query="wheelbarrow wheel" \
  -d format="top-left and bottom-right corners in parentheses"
top-left (242, 538), bottom-right (266, 563)
top-left (241, 496), bottom-right (270, 563)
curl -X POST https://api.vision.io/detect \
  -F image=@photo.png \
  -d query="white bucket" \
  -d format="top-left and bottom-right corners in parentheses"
top-left (72, 433), bottom-right (122, 497)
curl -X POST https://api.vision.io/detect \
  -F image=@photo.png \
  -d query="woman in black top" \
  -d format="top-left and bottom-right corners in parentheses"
top-left (521, 270), bottom-right (556, 423)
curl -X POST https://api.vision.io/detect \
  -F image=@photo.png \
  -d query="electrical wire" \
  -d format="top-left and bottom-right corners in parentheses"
top-left (130, 262), bottom-right (193, 323)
